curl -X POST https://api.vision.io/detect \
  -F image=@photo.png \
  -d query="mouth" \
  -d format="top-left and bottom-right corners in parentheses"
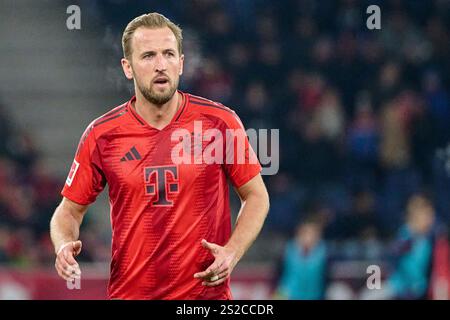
top-left (153, 77), bottom-right (170, 86)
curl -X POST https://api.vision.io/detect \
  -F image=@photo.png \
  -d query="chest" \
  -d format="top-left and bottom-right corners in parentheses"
top-left (97, 129), bottom-right (223, 195)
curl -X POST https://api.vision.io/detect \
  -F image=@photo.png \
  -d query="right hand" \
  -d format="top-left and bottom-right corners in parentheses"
top-left (55, 240), bottom-right (82, 281)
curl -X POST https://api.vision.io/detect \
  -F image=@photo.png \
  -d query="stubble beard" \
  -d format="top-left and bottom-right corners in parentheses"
top-left (137, 77), bottom-right (179, 106)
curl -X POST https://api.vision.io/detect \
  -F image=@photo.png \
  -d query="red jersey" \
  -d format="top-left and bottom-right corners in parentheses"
top-left (61, 91), bottom-right (261, 299)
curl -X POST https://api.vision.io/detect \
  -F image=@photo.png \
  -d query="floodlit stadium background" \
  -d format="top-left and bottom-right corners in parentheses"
top-left (0, 0), bottom-right (449, 299)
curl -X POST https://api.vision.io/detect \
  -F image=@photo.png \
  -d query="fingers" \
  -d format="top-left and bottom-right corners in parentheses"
top-left (55, 258), bottom-right (80, 281)
top-left (65, 249), bottom-right (79, 266)
top-left (55, 259), bottom-right (69, 281)
top-left (202, 269), bottom-right (229, 287)
top-left (193, 267), bottom-right (216, 280)
top-left (201, 239), bottom-right (219, 254)
top-left (56, 254), bottom-right (81, 279)
top-left (215, 268), bottom-right (229, 280)
top-left (194, 240), bottom-right (222, 279)
top-left (194, 259), bottom-right (229, 281)
top-left (72, 240), bottom-right (82, 256)
top-left (203, 277), bottom-right (227, 287)
top-left (61, 247), bottom-right (81, 274)
top-left (55, 245), bottom-right (81, 281)
top-left (193, 260), bottom-right (223, 280)
top-left (195, 239), bottom-right (233, 286)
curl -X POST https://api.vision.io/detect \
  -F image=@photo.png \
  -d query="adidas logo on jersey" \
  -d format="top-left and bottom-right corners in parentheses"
top-left (120, 146), bottom-right (142, 162)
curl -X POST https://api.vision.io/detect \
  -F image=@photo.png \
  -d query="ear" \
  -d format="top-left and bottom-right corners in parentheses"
top-left (179, 54), bottom-right (184, 76)
top-left (121, 58), bottom-right (134, 80)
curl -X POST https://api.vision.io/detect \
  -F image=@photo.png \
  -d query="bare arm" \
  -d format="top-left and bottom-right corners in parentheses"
top-left (194, 174), bottom-right (270, 286)
top-left (50, 197), bottom-right (89, 281)
top-left (226, 173), bottom-right (270, 260)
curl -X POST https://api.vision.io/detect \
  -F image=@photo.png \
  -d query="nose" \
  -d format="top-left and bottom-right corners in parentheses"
top-left (154, 53), bottom-right (167, 72)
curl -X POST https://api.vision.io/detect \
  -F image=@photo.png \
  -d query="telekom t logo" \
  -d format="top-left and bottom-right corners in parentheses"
top-left (144, 166), bottom-right (179, 206)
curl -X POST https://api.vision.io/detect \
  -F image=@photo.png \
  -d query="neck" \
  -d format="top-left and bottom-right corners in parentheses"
top-left (133, 90), bottom-right (180, 130)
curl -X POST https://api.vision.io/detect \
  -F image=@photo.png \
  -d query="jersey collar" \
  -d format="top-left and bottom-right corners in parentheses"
top-left (127, 90), bottom-right (187, 131)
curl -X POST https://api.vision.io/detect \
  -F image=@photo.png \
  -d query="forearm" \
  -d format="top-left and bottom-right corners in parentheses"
top-left (225, 191), bottom-right (269, 261)
top-left (50, 202), bottom-right (84, 254)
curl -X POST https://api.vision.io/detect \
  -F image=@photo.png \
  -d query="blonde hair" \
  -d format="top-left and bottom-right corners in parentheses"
top-left (122, 12), bottom-right (183, 59)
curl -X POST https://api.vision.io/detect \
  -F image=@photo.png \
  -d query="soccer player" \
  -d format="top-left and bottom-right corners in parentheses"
top-left (50, 12), bottom-right (270, 299)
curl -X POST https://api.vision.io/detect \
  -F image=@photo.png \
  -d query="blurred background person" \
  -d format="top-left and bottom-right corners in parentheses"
top-left (360, 193), bottom-right (436, 299)
top-left (274, 216), bottom-right (328, 300)
top-left (387, 193), bottom-right (436, 299)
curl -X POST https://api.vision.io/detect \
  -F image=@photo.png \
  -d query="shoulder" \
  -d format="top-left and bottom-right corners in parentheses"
top-left (186, 93), bottom-right (244, 129)
top-left (83, 102), bottom-right (129, 140)
top-left (75, 102), bottom-right (128, 155)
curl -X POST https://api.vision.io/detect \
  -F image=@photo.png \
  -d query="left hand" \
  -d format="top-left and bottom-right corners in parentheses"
top-left (193, 239), bottom-right (239, 287)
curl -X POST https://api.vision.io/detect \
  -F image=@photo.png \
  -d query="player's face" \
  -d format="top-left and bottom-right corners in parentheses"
top-left (124, 27), bottom-right (184, 105)
top-left (296, 224), bottom-right (321, 250)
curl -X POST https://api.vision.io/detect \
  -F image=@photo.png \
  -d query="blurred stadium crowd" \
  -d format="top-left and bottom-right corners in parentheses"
top-left (0, 104), bottom-right (59, 265)
top-left (0, 0), bottom-right (449, 299)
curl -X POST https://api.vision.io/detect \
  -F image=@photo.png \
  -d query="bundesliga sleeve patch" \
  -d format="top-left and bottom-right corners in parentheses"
top-left (66, 160), bottom-right (80, 187)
